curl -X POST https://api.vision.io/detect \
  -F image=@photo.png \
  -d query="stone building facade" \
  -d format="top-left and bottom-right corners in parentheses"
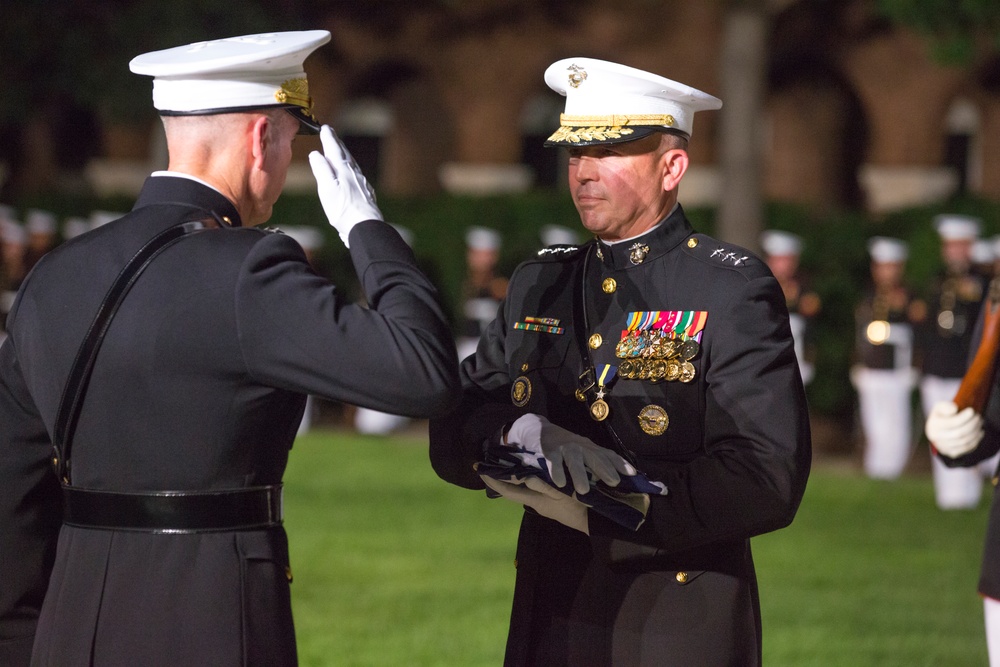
top-left (87, 0), bottom-right (1000, 214)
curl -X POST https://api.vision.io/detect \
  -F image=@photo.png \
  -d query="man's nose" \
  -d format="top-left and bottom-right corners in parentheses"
top-left (573, 156), bottom-right (599, 181)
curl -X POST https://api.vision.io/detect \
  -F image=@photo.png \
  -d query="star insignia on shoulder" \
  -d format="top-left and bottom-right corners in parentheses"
top-left (709, 246), bottom-right (749, 266)
top-left (537, 245), bottom-right (579, 257)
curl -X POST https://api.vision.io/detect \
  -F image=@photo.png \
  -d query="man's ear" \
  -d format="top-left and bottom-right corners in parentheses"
top-left (250, 115), bottom-right (270, 170)
top-left (662, 148), bottom-right (689, 193)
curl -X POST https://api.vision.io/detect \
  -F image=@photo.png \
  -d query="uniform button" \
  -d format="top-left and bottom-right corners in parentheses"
top-left (602, 278), bottom-right (617, 294)
top-left (521, 363), bottom-right (529, 372)
top-left (514, 559), bottom-right (519, 569)
top-left (687, 237), bottom-right (698, 248)
top-left (676, 571), bottom-right (689, 584)
top-left (589, 333), bottom-right (603, 350)
top-left (285, 566), bottom-right (294, 582)
top-left (993, 476), bottom-right (999, 487)
top-left (222, 216), bottom-right (232, 225)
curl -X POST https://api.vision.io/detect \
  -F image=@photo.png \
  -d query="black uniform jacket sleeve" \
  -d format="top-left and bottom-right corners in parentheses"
top-left (0, 340), bottom-right (60, 665)
top-left (235, 219), bottom-right (461, 416)
top-left (430, 209), bottom-right (811, 565)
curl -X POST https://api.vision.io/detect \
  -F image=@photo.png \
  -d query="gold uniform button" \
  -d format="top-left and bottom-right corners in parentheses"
top-left (589, 333), bottom-right (603, 350)
top-left (676, 571), bottom-right (689, 584)
top-left (687, 237), bottom-right (698, 248)
top-left (521, 363), bottom-right (529, 372)
top-left (222, 216), bottom-right (233, 226)
top-left (993, 476), bottom-right (999, 487)
top-left (285, 566), bottom-right (294, 582)
top-left (602, 278), bottom-right (617, 294)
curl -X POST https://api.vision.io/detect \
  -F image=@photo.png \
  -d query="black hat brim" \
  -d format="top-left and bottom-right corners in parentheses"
top-left (543, 125), bottom-right (662, 148)
top-left (285, 106), bottom-right (321, 135)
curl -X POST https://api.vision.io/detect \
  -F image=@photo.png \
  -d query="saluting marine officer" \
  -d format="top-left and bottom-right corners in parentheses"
top-left (0, 31), bottom-right (459, 666)
top-left (429, 58), bottom-right (811, 666)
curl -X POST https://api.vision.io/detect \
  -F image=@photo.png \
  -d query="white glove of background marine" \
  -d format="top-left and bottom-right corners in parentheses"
top-left (925, 401), bottom-right (985, 458)
top-left (481, 475), bottom-right (590, 535)
top-left (505, 413), bottom-right (636, 494)
top-left (308, 124), bottom-right (383, 247)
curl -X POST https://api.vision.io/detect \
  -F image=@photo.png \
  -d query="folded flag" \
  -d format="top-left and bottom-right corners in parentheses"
top-left (477, 444), bottom-right (667, 531)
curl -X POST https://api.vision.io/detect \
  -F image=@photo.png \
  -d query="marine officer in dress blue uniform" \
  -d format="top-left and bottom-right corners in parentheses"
top-left (926, 239), bottom-right (1000, 665)
top-left (920, 214), bottom-right (993, 509)
top-left (456, 226), bottom-right (507, 362)
top-left (429, 57), bottom-right (811, 667)
top-left (0, 31), bottom-right (459, 666)
top-left (760, 230), bottom-right (821, 386)
top-left (851, 237), bottom-right (923, 479)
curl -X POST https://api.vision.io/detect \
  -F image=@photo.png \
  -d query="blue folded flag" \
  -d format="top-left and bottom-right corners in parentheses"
top-left (477, 444), bottom-right (667, 531)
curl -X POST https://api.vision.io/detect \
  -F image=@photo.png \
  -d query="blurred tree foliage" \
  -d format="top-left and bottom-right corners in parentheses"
top-left (875, 0), bottom-right (1000, 63)
top-left (0, 0), bottom-right (314, 125)
top-left (0, 0), bottom-right (318, 197)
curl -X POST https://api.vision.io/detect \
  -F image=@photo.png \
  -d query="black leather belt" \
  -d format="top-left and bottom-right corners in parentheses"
top-left (62, 484), bottom-right (283, 533)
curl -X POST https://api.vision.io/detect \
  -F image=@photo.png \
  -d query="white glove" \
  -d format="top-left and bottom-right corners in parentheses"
top-left (482, 475), bottom-right (589, 534)
top-left (308, 124), bottom-right (383, 247)
top-left (925, 401), bottom-right (985, 458)
top-left (505, 413), bottom-right (636, 495)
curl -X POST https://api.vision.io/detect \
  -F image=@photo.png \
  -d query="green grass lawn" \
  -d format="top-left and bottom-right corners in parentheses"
top-left (285, 428), bottom-right (991, 666)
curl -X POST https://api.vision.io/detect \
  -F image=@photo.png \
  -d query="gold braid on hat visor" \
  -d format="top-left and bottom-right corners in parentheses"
top-left (546, 113), bottom-right (677, 144)
top-left (274, 78), bottom-right (315, 117)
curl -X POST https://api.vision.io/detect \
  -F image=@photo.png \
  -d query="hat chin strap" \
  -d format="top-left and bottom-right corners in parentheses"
top-left (559, 113), bottom-right (677, 129)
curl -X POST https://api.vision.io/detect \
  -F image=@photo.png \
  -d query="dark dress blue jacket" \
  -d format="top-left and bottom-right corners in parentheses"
top-left (0, 175), bottom-right (460, 666)
top-left (430, 206), bottom-right (811, 666)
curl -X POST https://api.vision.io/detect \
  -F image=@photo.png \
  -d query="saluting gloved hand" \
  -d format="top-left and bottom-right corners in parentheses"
top-left (505, 413), bottom-right (636, 495)
top-left (308, 124), bottom-right (383, 247)
top-left (481, 475), bottom-right (589, 535)
top-left (925, 401), bottom-right (985, 458)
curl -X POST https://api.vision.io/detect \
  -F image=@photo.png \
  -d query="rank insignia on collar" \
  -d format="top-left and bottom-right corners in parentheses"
top-left (628, 242), bottom-right (649, 265)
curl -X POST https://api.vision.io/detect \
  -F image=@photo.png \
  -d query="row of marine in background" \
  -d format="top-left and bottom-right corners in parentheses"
top-left (771, 214), bottom-right (998, 511)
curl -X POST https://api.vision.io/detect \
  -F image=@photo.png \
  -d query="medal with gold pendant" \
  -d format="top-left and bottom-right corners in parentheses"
top-left (590, 364), bottom-right (617, 421)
